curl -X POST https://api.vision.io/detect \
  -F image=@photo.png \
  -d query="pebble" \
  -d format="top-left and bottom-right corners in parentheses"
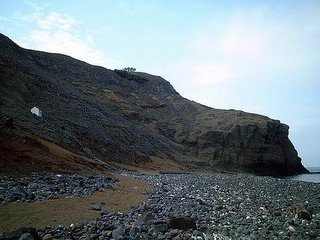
top-left (288, 225), bottom-right (295, 232)
top-left (18, 233), bottom-right (34, 240)
top-left (90, 203), bottom-right (103, 211)
top-left (42, 233), bottom-right (54, 240)
top-left (1, 172), bottom-right (319, 240)
top-left (112, 227), bottom-right (125, 239)
top-left (0, 172), bottom-right (116, 203)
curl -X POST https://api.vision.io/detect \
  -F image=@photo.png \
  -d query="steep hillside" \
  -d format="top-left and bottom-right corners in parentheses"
top-left (0, 33), bottom-right (308, 175)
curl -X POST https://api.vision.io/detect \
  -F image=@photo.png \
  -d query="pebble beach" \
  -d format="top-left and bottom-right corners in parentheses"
top-left (1, 172), bottom-right (320, 240)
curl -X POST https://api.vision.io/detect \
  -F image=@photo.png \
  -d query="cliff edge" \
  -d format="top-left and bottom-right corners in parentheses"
top-left (0, 33), bottom-right (308, 175)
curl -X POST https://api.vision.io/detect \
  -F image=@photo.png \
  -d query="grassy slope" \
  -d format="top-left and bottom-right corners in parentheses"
top-left (0, 128), bottom-right (108, 175)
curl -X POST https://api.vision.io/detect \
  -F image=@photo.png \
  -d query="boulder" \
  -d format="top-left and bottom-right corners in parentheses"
top-left (41, 234), bottom-right (54, 240)
top-left (167, 217), bottom-right (196, 231)
top-left (112, 227), bottom-right (125, 239)
top-left (296, 206), bottom-right (311, 220)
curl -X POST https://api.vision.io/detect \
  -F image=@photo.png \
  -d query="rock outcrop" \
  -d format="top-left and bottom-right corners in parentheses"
top-left (0, 33), bottom-right (308, 175)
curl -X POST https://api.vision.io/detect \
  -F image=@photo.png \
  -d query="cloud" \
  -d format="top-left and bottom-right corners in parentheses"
top-left (27, 30), bottom-right (113, 67)
top-left (165, 3), bottom-right (320, 115)
top-left (18, 9), bottom-right (116, 68)
top-left (0, 17), bottom-right (6, 30)
top-left (176, 12), bottom-right (272, 95)
top-left (13, 7), bottom-right (43, 23)
top-left (36, 12), bottom-right (76, 30)
top-left (0, 16), bottom-right (9, 22)
top-left (192, 63), bottom-right (234, 86)
top-left (221, 23), bottom-right (268, 58)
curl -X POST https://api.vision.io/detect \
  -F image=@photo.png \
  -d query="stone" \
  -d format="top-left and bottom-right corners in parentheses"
top-left (157, 234), bottom-right (167, 240)
top-left (133, 212), bottom-right (156, 227)
top-left (288, 226), bottom-right (295, 232)
top-left (26, 193), bottom-right (36, 201)
top-left (274, 211), bottom-right (281, 217)
top-left (18, 233), bottom-right (34, 240)
top-left (297, 208), bottom-right (311, 220)
top-left (172, 235), bottom-right (185, 240)
top-left (4, 117), bottom-right (14, 128)
top-left (215, 205), bottom-right (223, 210)
top-left (42, 234), bottom-right (54, 240)
top-left (128, 226), bottom-right (140, 236)
top-left (90, 203), bottom-right (102, 211)
top-left (167, 217), bottom-right (196, 231)
top-left (152, 223), bottom-right (168, 233)
top-left (0, 163), bottom-right (319, 240)
top-left (2, 228), bottom-right (40, 240)
top-left (106, 231), bottom-right (112, 237)
top-left (9, 186), bottom-right (27, 201)
top-left (203, 233), bottom-right (209, 240)
top-left (112, 227), bottom-right (125, 239)
top-left (169, 229), bottom-right (180, 237)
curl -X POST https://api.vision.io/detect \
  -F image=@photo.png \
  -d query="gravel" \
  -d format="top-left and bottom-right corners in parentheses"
top-left (1, 172), bottom-right (319, 240)
top-left (0, 172), bottom-right (116, 203)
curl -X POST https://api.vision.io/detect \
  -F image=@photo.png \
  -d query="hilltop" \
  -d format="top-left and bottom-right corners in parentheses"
top-left (0, 33), bottom-right (308, 176)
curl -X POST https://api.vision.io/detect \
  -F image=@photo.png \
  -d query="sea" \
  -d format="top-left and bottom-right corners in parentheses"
top-left (287, 167), bottom-right (320, 183)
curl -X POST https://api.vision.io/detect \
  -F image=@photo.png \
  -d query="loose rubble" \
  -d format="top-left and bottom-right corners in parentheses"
top-left (0, 173), bottom-right (116, 203)
top-left (1, 172), bottom-right (320, 239)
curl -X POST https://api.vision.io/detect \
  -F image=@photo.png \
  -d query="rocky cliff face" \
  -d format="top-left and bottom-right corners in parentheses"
top-left (0, 33), bottom-right (308, 175)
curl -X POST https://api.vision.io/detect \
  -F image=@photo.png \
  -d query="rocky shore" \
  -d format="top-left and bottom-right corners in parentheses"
top-left (0, 173), bottom-right (116, 204)
top-left (1, 172), bottom-right (320, 240)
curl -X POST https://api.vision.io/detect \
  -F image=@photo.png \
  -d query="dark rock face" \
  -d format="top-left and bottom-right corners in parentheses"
top-left (192, 119), bottom-right (307, 175)
top-left (0, 33), bottom-right (308, 175)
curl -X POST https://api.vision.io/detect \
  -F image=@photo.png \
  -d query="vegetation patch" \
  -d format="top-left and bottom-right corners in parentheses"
top-left (114, 69), bottom-right (149, 84)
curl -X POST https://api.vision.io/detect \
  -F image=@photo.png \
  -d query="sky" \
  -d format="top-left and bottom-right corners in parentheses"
top-left (0, 0), bottom-right (319, 167)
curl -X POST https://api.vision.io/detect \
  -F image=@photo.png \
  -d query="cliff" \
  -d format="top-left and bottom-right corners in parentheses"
top-left (0, 33), bottom-right (308, 175)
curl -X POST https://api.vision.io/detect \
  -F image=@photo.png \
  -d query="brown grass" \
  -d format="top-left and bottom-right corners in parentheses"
top-left (0, 173), bottom-right (151, 232)
top-left (112, 156), bottom-right (189, 175)
top-left (0, 130), bottom-right (107, 176)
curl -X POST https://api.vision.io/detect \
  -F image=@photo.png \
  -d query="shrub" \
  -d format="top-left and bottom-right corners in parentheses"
top-left (113, 69), bottom-right (149, 84)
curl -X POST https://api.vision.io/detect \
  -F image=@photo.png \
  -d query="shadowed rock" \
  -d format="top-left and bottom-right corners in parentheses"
top-left (167, 217), bottom-right (196, 230)
top-left (296, 206), bottom-right (311, 220)
top-left (0, 228), bottom-right (40, 240)
top-left (4, 117), bottom-right (14, 128)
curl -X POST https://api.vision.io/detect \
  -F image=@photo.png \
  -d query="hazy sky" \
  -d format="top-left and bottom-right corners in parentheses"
top-left (1, 0), bottom-right (319, 167)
